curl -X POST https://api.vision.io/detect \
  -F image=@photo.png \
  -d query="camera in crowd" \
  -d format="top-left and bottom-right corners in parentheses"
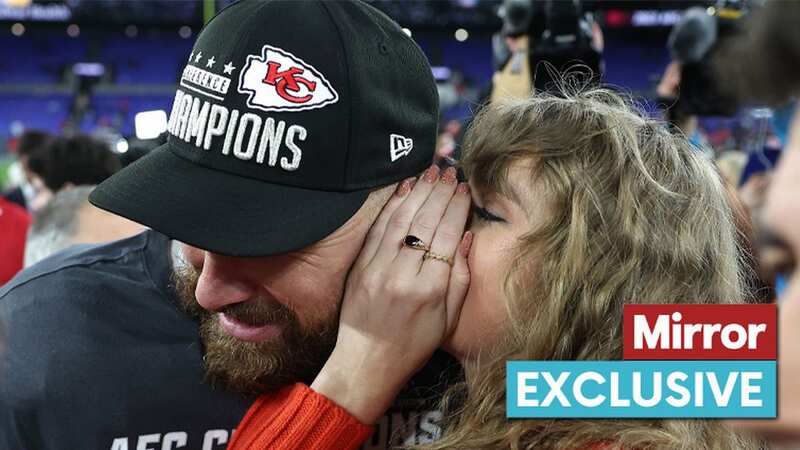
top-left (667, 0), bottom-right (755, 117)
top-left (493, 0), bottom-right (603, 94)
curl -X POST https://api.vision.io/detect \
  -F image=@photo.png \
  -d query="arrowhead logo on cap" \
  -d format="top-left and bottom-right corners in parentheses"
top-left (238, 45), bottom-right (339, 113)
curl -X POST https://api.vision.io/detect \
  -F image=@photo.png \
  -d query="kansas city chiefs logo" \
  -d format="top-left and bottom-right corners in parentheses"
top-left (238, 45), bottom-right (339, 112)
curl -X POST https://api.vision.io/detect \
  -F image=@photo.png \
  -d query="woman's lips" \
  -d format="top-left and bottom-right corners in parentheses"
top-left (218, 313), bottom-right (284, 342)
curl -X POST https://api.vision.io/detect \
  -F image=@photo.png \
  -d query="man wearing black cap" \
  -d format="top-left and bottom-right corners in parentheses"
top-left (0, 2), bottom-right (455, 449)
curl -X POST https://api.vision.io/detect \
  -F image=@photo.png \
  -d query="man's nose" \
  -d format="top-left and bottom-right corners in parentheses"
top-left (194, 253), bottom-right (257, 312)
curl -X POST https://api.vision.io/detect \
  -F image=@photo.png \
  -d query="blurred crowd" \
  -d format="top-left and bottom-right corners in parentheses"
top-left (0, 130), bottom-right (148, 284)
top-left (3, 1), bottom-right (792, 296)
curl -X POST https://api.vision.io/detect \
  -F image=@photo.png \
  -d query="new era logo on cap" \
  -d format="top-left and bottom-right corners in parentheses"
top-left (390, 133), bottom-right (413, 162)
top-left (238, 45), bottom-right (339, 112)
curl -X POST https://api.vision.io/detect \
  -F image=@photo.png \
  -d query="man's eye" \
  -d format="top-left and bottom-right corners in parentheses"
top-left (472, 206), bottom-right (505, 223)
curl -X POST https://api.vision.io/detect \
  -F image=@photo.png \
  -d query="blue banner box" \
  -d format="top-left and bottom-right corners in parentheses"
top-left (506, 360), bottom-right (776, 418)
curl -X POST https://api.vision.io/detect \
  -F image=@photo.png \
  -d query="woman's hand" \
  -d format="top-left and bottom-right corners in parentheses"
top-left (311, 164), bottom-right (472, 424)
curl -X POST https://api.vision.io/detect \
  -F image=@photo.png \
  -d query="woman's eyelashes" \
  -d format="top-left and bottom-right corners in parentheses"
top-left (472, 205), bottom-right (506, 223)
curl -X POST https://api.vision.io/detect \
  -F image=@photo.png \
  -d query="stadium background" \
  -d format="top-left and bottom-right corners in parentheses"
top-left (0, 0), bottom-right (766, 189)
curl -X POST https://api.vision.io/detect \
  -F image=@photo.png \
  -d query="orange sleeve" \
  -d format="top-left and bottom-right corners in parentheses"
top-left (227, 383), bottom-right (374, 450)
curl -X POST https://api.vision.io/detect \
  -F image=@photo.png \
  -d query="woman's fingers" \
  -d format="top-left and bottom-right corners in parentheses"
top-left (418, 181), bottom-right (471, 332)
top-left (445, 231), bottom-right (472, 333)
top-left (354, 177), bottom-right (416, 271)
top-left (371, 165), bottom-right (441, 266)
top-left (323, 167), bottom-right (472, 425)
top-left (418, 181), bottom-right (470, 280)
top-left (395, 167), bottom-right (459, 272)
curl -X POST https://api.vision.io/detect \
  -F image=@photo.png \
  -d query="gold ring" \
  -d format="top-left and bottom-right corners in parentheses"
top-left (423, 251), bottom-right (454, 266)
top-left (403, 235), bottom-right (430, 252)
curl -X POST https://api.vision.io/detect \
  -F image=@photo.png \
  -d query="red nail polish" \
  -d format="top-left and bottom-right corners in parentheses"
top-left (442, 167), bottom-right (457, 184)
top-left (396, 178), bottom-right (412, 196)
top-left (423, 165), bottom-right (440, 183)
top-left (457, 182), bottom-right (470, 194)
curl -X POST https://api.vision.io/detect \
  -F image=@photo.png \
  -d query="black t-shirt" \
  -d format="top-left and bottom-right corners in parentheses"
top-left (0, 230), bottom-right (459, 450)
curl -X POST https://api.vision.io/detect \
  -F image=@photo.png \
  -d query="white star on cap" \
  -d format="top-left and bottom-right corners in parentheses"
top-left (206, 56), bottom-right (216, 68)
top-left (223, 61), bottom-right (236, 75)
top-left (189, 51), bottom-right (194, 61)
top-left (194, 51), bottom-right (203, 63)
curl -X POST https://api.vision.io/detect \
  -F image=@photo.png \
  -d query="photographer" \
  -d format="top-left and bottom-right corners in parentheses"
top-left (490, 0), bottom-right (603, 102)
top-left (658, 3), bottom-right (749, 144)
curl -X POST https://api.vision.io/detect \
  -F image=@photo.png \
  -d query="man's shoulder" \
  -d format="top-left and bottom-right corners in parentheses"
top-left (0, 231), bottom-right (249, 450)
top-left (0, 230), bottom-right (164, 301)
top-left (0, 230), bottom-right (178, 353)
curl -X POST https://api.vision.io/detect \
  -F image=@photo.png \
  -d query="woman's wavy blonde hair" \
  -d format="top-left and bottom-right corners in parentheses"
top-left (418, 85), bottom-right (761, 450)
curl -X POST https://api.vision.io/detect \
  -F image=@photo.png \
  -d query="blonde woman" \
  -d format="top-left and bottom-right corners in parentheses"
top-left (228, 86), bottom-right (761, 450)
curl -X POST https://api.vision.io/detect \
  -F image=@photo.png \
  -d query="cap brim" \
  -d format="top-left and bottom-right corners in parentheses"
top-left (89, 143), bottom-right (371, 257)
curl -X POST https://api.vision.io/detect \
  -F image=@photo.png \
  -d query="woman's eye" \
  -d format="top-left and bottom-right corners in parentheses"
top-left (472, 205), bottom-right (505, 223)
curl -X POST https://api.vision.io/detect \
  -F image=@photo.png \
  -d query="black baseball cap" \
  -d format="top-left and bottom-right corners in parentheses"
top-left (90, 0), bottom-right (438, 256)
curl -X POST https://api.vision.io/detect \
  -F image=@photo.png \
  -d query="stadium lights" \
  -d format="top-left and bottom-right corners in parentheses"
top-left (115, 139), bottom-right (129, 154)
top-left (135, 110), bottom-right (168, 140)
top-left (73, 63), bottom-right (106, 77)
top-left (10, 22), bottom-right (24, 36)
top-left (631, 10), bottom-right (682, 27)
top-left (67, 23), bottom-right (79, 37)
top-left (431, 66), bottom-right (452, 82)
top-left (455, 28), bottom-right (469, 42)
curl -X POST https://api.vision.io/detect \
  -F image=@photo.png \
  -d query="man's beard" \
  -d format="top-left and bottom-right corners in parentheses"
top-left (174, 266), bottom-right (338, 395)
